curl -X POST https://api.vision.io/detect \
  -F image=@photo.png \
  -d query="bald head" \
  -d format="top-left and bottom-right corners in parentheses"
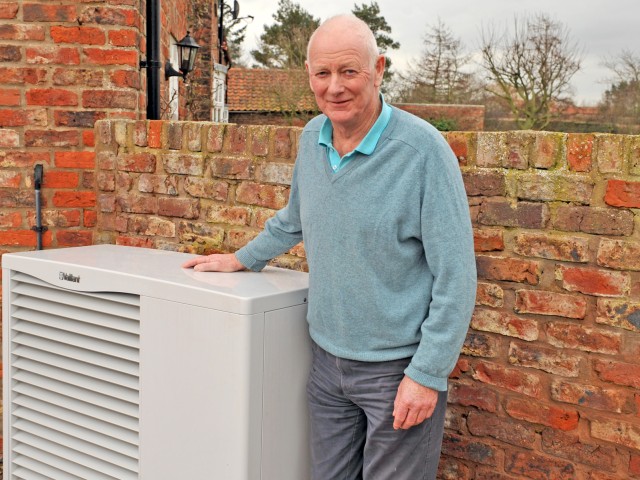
top-left (307, 14), bottom-right (380, 68)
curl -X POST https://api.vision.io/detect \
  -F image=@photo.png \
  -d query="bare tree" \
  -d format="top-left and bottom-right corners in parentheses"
top-left (599, 50), bottom-right (640, 131)
top-left (393, 20), bottom-right (479, 104)
top-left (480, 13), bottom-right (581, 130)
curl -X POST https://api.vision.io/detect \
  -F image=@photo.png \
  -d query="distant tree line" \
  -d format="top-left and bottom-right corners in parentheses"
top-left (223, 0), bottom-right (639, 132)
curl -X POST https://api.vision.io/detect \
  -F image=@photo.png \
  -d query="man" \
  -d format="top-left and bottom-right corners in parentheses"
top-left (182, 14), bottom-right (476, 480)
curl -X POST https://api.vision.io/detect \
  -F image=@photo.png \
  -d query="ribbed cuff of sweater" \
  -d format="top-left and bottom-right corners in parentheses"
top-left (235, 247), bottom-right (267, 272)
top-left (404, 363), bottom-right (448, 392)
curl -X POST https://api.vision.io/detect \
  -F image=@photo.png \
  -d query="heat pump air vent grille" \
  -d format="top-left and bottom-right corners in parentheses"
top-left (8, 272), bottom-right (140, 480)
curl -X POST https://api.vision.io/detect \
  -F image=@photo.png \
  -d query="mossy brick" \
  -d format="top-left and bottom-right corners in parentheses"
top-left (249, 125), bottom-right (270, 157)
top-left (629, 135), bottom-right (640, 175)
top-left (556, 265), bottom-right (630, 297)
top-left (514, 232), bottom-right (588, 262)
top-left (225, 228), bottom-right (260, 250)
top-left (184, 177), bottom-right (228, 201)
top-left (596, 298), bottom-right (640, 333)
top-left (461, 332), bottom-right (499, 358)
top-left (462, 171), bottom-right (506, 197)
top-left (162, 153), bottom-right (204, 175)
top-left (475, 282), bottom-right (504, 307)
top-left (552, 380), bottom-right (628, 413)
top-left (133, 121), bottom-right (147, 146)
top-left (471, 308), bottom-right (538, 341)
top-left (604, 179), bottom-right (640, 208)
top-left (478, 199), bottom-right (548, 229)
top-left (446, 131), bottom-right (477, 166)
top-left (516, 173), bottom-right (593, 204)
top-left (236, 182), bottom-right (290, 209)
top-left (166, 122), bottom-right (182, 150)
top-left (506, 397), bottom-right (579, 431)
top-left (206, 124), bottom-right (225, 152)
top-left (551, 205), bottom-right (634, 236)
top-left (472, 361), bottom-right (543, 398)
top-left (546, 322), bottom-right (621, 354)
top-left (178, 220), bottom-right (225, 241)
top-left (508, 341), bottom-right (581, 377)
top-left (186, 123), bottom-right (203, 151)
top-left (597, 238), bottom-right (640, 271)
top-left (128, 215), bottom-right (176, 237)
top-left (477, 132), bottom-right (507, 167)
top-left (225, 124), bottom-right (248, 154)
top-left (205, 205), bottom-right (250, 226)
top-left (138, 174), bottom-right (178, 195)
top-left (515, 290), bottom-right (586, 319)
top-left (255, 163), bottom-right (294, 185)
top-left (532, 132), bottom-right (565, 169)
top-left (595, 134), bottom-right (625, 173)
top-left (505, 131), bottom-right (533, 170)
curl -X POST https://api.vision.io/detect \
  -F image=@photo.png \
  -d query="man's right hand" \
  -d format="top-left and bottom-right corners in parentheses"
top-left (181, 253), bottom-right (245, 272)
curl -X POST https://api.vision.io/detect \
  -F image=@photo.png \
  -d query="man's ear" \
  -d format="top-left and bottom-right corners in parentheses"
top-left (374, 55), bottom-right (386, 87)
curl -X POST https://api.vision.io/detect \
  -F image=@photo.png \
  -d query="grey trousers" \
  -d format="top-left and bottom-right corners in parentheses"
top-left (307, 341), bottom-right (447, 480)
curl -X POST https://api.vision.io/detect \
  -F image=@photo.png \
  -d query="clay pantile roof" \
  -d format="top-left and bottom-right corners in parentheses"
top-left (227, 68), bottom-right (317, 113)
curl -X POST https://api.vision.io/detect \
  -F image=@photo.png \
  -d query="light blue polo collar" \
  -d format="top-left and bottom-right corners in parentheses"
top-left (318, 96), bottom-right (392, 172)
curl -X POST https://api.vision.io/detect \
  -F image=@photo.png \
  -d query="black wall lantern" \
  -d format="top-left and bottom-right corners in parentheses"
top-left (165, 32), bottom-right (201, 83)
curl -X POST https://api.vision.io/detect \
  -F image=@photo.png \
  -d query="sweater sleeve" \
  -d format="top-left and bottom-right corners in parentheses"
top-left (404, 133), bottom-right (477, 391)
top-left (234, 163), bottom-right (304, 271)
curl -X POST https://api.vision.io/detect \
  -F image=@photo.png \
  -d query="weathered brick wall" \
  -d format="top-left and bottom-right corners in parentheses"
top-left (393, 103), bottom-right (486, 131)
top-left (96, 121), bottom-right (640, 479)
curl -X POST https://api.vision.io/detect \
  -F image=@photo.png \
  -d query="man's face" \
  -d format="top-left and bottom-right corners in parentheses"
top-left (306, 28), bottom-right (384, 132)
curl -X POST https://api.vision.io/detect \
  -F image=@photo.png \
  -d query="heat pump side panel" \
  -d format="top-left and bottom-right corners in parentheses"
top-left (262, 303), bottom-right (312, 480)
top-left (139, 297), bottom-right (264, 480)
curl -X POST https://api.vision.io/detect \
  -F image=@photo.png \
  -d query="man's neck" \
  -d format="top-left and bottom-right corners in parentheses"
top-left (332, 99), bottom-right (383, 157)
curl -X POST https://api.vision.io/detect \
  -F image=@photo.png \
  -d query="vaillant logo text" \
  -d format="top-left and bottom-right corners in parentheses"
top-left (59, 272), bottom-right (81, 283)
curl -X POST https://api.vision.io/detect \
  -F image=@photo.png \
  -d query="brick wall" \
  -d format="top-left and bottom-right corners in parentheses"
top-left (394, 103), bottom-right (485, 131)
top-left (95, 120), bottom-right (640, 479)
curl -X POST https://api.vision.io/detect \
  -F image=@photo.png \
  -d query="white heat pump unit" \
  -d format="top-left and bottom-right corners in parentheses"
top-left (2, 245), bottom-right (311, 480)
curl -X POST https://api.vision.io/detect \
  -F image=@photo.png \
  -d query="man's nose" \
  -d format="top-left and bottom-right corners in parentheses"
top-left (327, 74), bottom-right (344, 95)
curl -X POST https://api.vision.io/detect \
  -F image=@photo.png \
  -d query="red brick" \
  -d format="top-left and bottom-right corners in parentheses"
top-left (0, 2), bottom-right (19, 19)
top-left (0, 66), bottom-right (47, 84)
top-left (82, 129), bottom-right (95, 147)
top-left (595, 134), bottom-right (625, 173)
top-left (631, 455), bottom-right (640, 476)
top-left (593, 359), bottom-right (640, 389)
top-left (110, 69), bottom-right (140, 88)
top-left (478, 199), bottom-right (548, 229)
top-left (129, 216), bottom-right (176, 237)
top-left (449, 383), bottom-right (498, 412)
top-left (517, 173), bottom-right (593, 204)
top-left (0, 45), bottom-right (20, 62)
top-left (274, 128), bottom-right (294, 160)
top-left (78, 6), bottom-right (137, 26)
top-left (552, 379), bottom-right (628, 413)
top-left (0, 212), bottom-right (22, 228)
top-left (476, 282), bottom-right (504, 307)
top-left (57, 230), bottom-right (93, 247)
top-left (546, 322), bottom-right (621, 354)
top-left (211, 157), bottom-right (253, 179)
top-left (117, 195), bottom-right (157, 214)
top-left (138, 174), bottom-right (177, 195)
top-left (52, 191), bottom-right (96, 208)
top-left (0, 171), bottom-right (21, 188)
top-left (0, 23), bottom-right (45, 40)
top-left (249, 125), bottom-right (270, 156)
top-left (461, 332), bottom-right (499, 358)
top-left (162, 153), bottom-right (204, 175)
top-left (52, 68), bottom-right (103, 87)
top-left (506, 451), bottom-right (575, 479)
top-left (596, 298), bottom-right (640, 333)
top-left (23, 3), bottom-right (77, 22)
top-left (508, 341), bottom-right (581, 377)
top-left (54, 110), bottom-right (106, 128)
top-left (0, 151), bottom-right (49, 168)
top-left (27, 88), bottom-right (78, 106)
top-left (441, 433), bottom-right (499, 466)
top-left (0, 128), bottom-right (19, 147)
top-left (473, 361), bottom-right (542, 398)
top-left (515, 289), bottom-right (587, 319)
top-left (184, 177), bottom-right (228, 201)
top-left (597, 238), bottom-right (640, 271)
top-left (462, 171), bottom-right (505, 197)
top-left (0, 229), bottom-right (52, 247)
top-left (82, 90), bottom-right (137, 109)
top-left (35, 209), bottom-right (81, 228)
top-left (476, 255), bottom-right (540, 285)
top-left (514, 232), bottom-right (589, 263)
top-left (566, 133), bottom-right (593, 172)
top-left (236, 182), bottom-right (290, 210)
top-left (55, 151), bottom-right (95, 169)
top-left (83, 48), bottom-right (137, 66)
top-left (552, 205), bottom-right (634, 236)
top-left (51, 26), bottom-right (105, 45)
top-left (158, 197), bottom-right (199, 219)
top-left (0, 88), bottom-right (20, 106)
top-left (225, 124), bottom-right (248, 154)
top-left (557, 265), bottom-right (630, 297)
top-left (438, 457), bottom-right (471, 480)
top-left (0, 109), bottom-right (46, 127)
top-left (26, 46), bottom-right (80, 65)
top-left (225, 229), bottom-right (259, 250)
top-left (116, 236), bottom-right (154, 248)
top-left (471, 308), bottom-right (538, 341)
top-left (108, 29), bottom-right (137, 47)
top-left (506, 397), bottom-right (579, 431)
top-left (205, 206), bottom-right (250, 226)
top-left (467, 410), bottom-right (536, 449)
top-left (26, 130), bottom-right (79, 147)
top-left (42, 171), bottom-right (79, 189)
top-left (604, 179), bottom-right (640, 208)
top-left (147, 120), bottom-right (162, 148)
top-left (117, 153), bottom-right (156, 173)
top-left (532, 132), bottom-right (563, 169)
top-left (206, 124), bottom-right (225, 152)
top-left (590, 419), bottom-right (640, 451)
top-left (473, 228), bottom-right (504, 253)
top-left (84, 210), bottom-right (97, 228)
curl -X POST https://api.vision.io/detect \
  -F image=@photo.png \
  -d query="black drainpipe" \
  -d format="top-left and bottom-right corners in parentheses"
top-left (146, 0), bottom-right (161, 119)
top-left (31, 164), bottom-right (46, 250)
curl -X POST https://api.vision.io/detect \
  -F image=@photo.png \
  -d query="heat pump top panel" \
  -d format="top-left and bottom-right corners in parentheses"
top-left (3, 245), bottom-right (309, 315)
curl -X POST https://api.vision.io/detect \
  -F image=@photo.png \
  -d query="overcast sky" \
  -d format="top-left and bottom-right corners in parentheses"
top-left (233, 0), bottom-right (639, 105)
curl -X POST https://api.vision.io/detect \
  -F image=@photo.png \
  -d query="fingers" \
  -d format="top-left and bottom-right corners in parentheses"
top-left (182, 254), bottom-right (245, 272)
top-left (392, 376), bottom-right (439, 430)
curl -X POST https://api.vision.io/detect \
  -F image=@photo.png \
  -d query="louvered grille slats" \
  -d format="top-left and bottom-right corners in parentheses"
top-left (8, 272), bottom-right (140, 479)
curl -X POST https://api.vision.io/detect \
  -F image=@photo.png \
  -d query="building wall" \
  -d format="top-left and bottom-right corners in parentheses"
top-left (393, 103), bottom-right (485, 131)
top-left (94, 120), bottom-right (640, 479)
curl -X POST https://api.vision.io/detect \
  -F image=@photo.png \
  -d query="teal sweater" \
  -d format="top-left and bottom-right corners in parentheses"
top-left (236, 107), bottom-right (477, 391)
